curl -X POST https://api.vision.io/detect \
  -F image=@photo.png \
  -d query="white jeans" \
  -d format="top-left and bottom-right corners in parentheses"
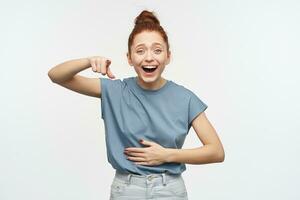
top-left (109, 170), bottom-right (188, 200)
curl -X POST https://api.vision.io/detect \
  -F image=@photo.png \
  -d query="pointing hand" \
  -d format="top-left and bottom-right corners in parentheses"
top-left (87, 56), bottom-right (115, 79)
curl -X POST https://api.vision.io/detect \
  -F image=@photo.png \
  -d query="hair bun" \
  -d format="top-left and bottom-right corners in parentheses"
top-left (135, 10), bottom-right (160, 26)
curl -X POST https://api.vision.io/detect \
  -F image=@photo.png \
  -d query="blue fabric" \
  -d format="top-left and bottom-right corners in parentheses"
top-left (100, 76), bottom-right (207, 175)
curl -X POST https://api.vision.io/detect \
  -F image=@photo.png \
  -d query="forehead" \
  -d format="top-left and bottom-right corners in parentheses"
top-left (132, 31), bottom-right (165, 47)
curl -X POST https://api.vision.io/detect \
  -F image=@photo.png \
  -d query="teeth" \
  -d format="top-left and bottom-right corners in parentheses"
top-left (142, 65), bottom-right (157, 69)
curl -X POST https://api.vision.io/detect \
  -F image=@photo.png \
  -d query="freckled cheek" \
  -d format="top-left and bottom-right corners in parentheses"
top-left (158, 58), bottom-right (165, 63)
top-left (132, 58), bottom-right (144, 65)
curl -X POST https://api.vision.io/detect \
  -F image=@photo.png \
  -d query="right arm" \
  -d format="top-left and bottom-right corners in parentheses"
top-left (47, 56), bottom-right (115, 98)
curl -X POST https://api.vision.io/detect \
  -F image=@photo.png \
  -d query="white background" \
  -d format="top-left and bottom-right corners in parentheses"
top-left (1, 0), bottom-right (299, 199)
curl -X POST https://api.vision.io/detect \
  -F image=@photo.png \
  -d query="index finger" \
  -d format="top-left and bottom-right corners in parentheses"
top-left (107, 67), bottom-right (115, 79)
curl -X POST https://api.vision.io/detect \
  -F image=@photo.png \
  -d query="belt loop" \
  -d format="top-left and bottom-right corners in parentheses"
top-left (162, 173), bottom-right (167, 186)
top-left (126, 174), bottom-right (132, 185)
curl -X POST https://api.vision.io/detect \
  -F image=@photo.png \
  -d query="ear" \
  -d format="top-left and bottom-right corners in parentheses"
top-left (166, 51), bottom-right (171, 65)
top-left (127, 52), bottom-right (133, 66)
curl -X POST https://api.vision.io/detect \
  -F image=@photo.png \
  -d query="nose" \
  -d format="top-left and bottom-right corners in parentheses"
top-left (145, 51), bottom-right (154, 62)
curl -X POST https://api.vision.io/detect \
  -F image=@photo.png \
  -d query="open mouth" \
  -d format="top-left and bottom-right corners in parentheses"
top-left (142, 65), bottom-right (158, 73)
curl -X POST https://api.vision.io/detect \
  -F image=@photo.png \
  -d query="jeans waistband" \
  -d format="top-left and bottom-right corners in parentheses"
top-left (114, 170), bottom-right (182, 187)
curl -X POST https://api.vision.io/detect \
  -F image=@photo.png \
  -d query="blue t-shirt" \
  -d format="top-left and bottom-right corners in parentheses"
top-left (99, 76), bottom-right (207, 175)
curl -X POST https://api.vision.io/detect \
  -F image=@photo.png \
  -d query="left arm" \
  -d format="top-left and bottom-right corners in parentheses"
top-left (165, 112), bottom-right (225, 164)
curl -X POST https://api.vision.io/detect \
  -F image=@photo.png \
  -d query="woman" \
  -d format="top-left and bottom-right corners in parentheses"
top-left (48, 10), bottom-right (225, 200)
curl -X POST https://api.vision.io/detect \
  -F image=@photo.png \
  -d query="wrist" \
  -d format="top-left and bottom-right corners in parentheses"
top-left (164, 148), bottom-right (178, 163)
top-left (79, 57), bottom-right (92, 69)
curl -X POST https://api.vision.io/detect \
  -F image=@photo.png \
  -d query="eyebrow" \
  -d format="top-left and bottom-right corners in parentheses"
top-left (135, 42), bottom-right (163, 48)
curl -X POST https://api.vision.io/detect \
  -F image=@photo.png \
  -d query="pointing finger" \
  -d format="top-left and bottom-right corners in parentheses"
top-left (107, 66), bottom-right (115, 79)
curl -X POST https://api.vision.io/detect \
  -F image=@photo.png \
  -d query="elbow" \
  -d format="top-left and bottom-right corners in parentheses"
top-left (48, 69), bottom-right (55, 82)
top-left (218, 153), bottom-right (225, 163)
top-left (216, 149), bottom-right (225, 163)
top-left (210, 144), bottom-right (225, 163)
top-left (48, 69), bottom-right (60, 83)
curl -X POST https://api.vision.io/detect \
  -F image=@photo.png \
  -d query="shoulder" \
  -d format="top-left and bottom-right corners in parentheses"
top-left (169, 80), bottom-right (207, 108)
top-left (99, 76), bottom-right (135, 94)
top-left (100, 76), bottom-right (133, 87)
top-left (100, 77), bottom-right (122, 84)
top-left (169, 80), bottom-right (198, 98)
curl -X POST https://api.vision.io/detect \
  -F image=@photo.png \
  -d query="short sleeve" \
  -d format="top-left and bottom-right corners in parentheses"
top-left (99, 77), bottom-right (123, 119)
top-left (188, 92), bottom-right (208, 128)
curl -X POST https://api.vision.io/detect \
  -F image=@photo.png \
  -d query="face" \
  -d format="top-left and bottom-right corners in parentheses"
top-left (127, 31), bottom-right (171, 86)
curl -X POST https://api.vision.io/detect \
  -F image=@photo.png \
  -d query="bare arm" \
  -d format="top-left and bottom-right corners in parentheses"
top-left (47, 56), bottom-right (115, 98)
top-left (165, 112), bottom-right (225, 164)
top-left (48, 58), bottom-right (92, 83)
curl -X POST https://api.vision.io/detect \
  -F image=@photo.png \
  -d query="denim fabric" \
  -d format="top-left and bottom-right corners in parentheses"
top-left (109, 170), bottom-right (188, 200)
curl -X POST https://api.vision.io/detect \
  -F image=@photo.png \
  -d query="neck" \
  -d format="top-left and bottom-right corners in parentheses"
top-left (136, 76), bottom-right (167, 90)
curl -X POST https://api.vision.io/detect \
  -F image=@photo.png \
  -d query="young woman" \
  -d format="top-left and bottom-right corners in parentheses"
top-left (48, 10), bottom-right (225, 200)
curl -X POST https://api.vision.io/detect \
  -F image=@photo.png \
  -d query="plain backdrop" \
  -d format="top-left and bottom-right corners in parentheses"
top-left (1, 0), bottom-right (299, 199)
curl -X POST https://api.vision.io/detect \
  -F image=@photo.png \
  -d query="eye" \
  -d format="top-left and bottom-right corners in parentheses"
top-left (136, 49), bottom-right (144, 54)
top-left (154, 49), bottom-right (162, 54)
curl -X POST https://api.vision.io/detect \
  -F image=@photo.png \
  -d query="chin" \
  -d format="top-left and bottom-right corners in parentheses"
top-left (139, 75), bottom-right (159, 83)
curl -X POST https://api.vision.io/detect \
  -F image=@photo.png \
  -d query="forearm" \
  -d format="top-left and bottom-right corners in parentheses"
top-left (165, 145), bottom-right (225, 164)
top-left (48, 57), bottom-right (90, 83)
